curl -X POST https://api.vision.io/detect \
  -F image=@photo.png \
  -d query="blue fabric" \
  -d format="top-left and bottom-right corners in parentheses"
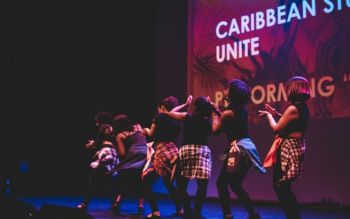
top-left (114, 132), bottom-right (147, 172)
top-left (237, 138), bottom-right (266, 173)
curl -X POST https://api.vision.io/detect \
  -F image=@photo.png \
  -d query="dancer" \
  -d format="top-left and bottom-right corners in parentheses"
top-left (142, 96), bottom-right (191, 218)
top-left (111, 114), bottom-right (147, 215)
top-left (211, 80), bottom-right (265, 219)
top-left (167, 96), bottom-right (214, 219)
top-left (259, 76), bottom-right (310, 219)
top-left (77, 111), bottom-right (118, 211)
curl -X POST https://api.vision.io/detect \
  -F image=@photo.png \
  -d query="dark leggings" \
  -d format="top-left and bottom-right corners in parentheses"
top-left (216, 149), bottom-right (256, 216)
top-left (142, 174), bottom-right (181, 213)
top-left (176, 175), bottom-right (209, 216)
top-left (113, 169), bottom-right (143, 203)
top-left (273, 147), bottom-right (300, 219)
top-left (83, 167), bottom-right (115, 205)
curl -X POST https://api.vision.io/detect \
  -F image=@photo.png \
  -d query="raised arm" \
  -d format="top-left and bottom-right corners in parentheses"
top-left (264, 103), bottom-right (282, 117)
top-left (212, 110), bottom-right (234, 134)
top-left (170, 95), bottom-right (193, 112)
top-left (259, 105), bottom-right (299, 134)
top-left (144, 123), bottom-right (156, 137)
top-left (167, 111), bottom-right (187, 121)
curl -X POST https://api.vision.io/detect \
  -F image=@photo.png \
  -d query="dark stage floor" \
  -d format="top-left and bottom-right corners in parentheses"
top-left (21, 196), bottom-right (350, 219)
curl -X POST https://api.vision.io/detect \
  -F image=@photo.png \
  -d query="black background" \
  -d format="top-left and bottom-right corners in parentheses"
top-left (1, 1), bottom-right (187, 196)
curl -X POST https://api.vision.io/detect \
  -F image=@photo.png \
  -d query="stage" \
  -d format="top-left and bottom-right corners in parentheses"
top-left (3, 1), bottom-right (350, 219)
top-left (21, 196), bottom-right (350, 219)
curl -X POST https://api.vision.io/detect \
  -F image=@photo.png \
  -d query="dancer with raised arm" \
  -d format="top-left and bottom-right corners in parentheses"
top-left (167, 96), bottom-right (214, 219)
top-left (142, 96), bottom-right (191, 218)
top-left (259, 76), bottom-right (310, 219)
top-left (211, 79), bottom-right (265, 219)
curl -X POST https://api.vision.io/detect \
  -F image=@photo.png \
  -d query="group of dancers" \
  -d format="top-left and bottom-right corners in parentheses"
top-left (77, 76), bottom-right (310, 219)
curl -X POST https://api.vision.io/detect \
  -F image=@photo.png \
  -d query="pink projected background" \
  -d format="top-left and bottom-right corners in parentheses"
top-left (188, 0), bottom-right (350, 123)
top-left (187, 0), bottom-right (350, 204)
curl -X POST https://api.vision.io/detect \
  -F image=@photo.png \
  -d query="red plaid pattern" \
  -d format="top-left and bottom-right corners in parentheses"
top-left (178, 144), bottom-right (212, 179)
top-left (280, 138), bottom-right (306, 182)
top-left (153, 142), bottom-right (179, 178)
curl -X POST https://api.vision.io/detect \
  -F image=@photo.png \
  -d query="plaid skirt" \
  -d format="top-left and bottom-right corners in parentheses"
top-left (278, 138), bottom-right (306, 182)
top-left (91, 146), bottom-right (118, 173)
top-left (178, 144), bottom-right (212, 179)
top-left (152, 141), bottom-right (179, 178)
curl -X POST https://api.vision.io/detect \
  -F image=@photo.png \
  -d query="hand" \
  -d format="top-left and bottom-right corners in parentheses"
top-left (211, 102), bottom-right (221, 116)
top-left (143, 128), bottom-right (150, 136)
top-left (90, 161), bottom-right (99, 169)
top-left (258, 110), bottom-right (271, 118)
top-left (85, 139), bottom-right (95, 149)
top-left (186, 95), bottom-right (193, 105)
top-left (264, 104), bottom-right (282, 116)
top-left (208, 97), bottom-right (221, 116)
